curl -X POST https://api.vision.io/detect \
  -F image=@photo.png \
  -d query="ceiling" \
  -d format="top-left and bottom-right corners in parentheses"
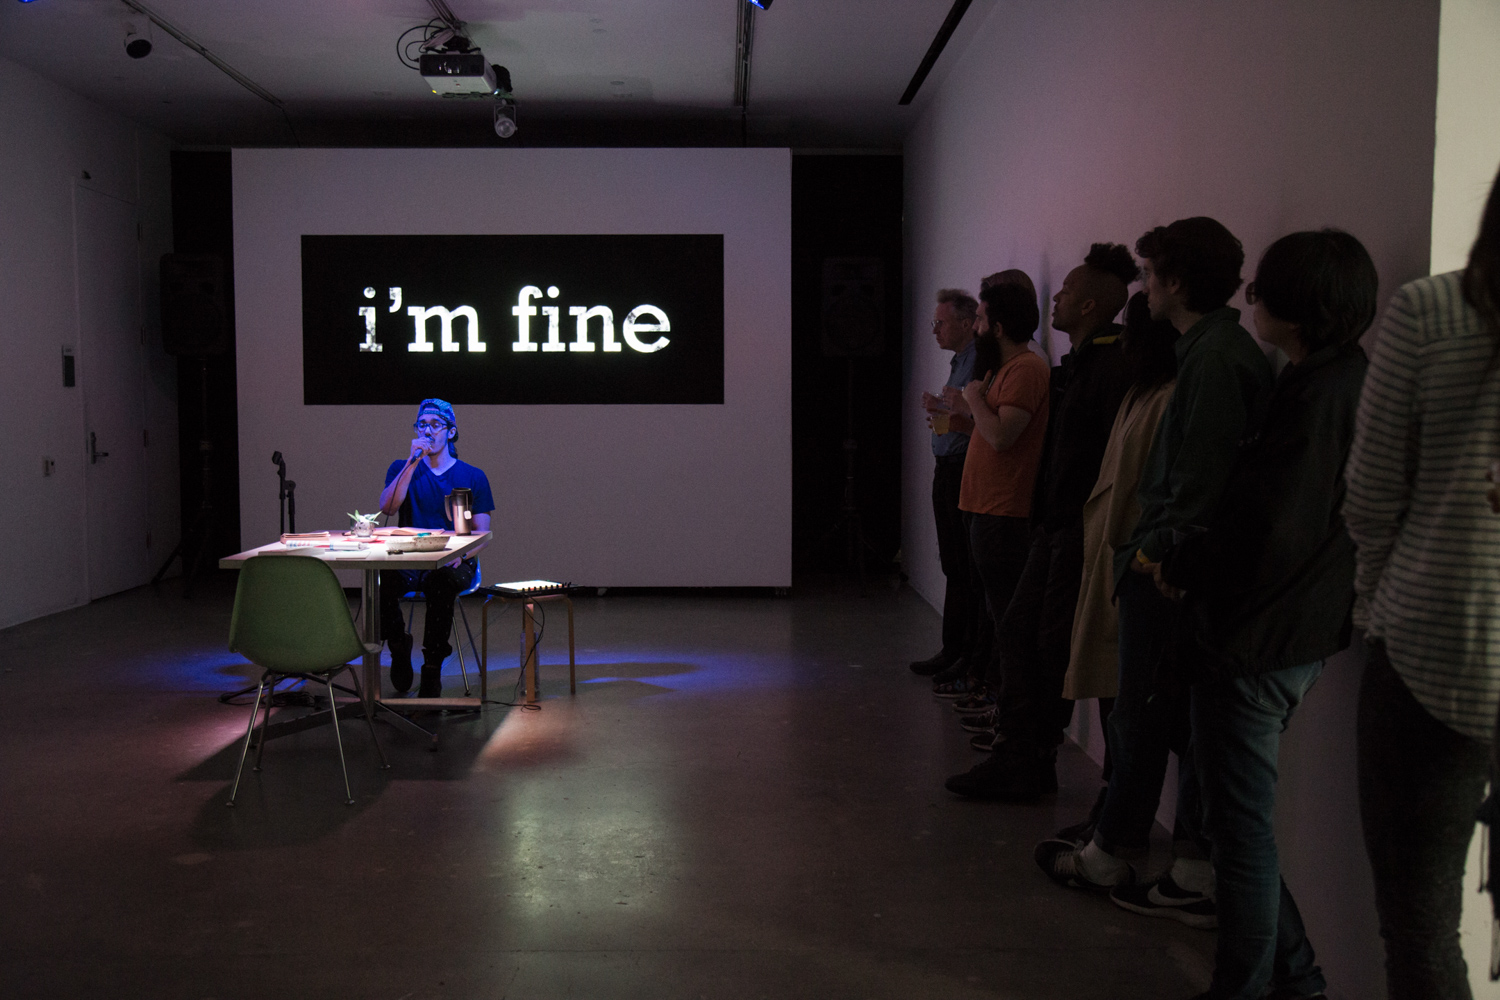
top-left (0, 0), bottom-right (994, 148)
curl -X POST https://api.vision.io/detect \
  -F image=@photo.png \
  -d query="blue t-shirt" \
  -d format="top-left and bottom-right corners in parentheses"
top-left (384, 458), bottom-right (495, 531)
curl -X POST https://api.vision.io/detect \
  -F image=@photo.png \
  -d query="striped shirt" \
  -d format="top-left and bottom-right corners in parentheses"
top-left (1344, 270), bottom-right (1500, 741)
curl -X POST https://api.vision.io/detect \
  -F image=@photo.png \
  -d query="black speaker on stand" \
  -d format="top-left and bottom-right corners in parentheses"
top-left (151, 253), bottom-right (228, 597)
top-left (816, 257), bottom-right (886, 592)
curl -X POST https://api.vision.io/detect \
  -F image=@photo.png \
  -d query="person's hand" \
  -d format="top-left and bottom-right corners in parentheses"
top-left (921, 391), bottom-right (948, 415)
top-left (1152, 561), bottom-right (1183, 601)
top-left (1129, 550), bottom-right (1154, 574)
top-left (1488, 461), bottom-right (1500, 514)
top-left (409, 438), bottom-right (427, 463)
top-left (961, 380), bottom-right (986, 411)
top-left (945, 384), bottom-right (971, 416)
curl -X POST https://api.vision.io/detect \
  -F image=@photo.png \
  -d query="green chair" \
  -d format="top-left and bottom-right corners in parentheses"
top-left (226, 555), bottom-right (390, 807)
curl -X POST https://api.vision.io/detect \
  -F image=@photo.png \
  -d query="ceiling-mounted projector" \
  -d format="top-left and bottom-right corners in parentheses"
top-left (420, 47), bottom-right (497, 97)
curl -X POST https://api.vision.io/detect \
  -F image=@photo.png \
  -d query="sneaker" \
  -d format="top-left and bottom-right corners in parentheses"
top-left (952, 691), bottom-right (995, 714)
top-left (944, 751), bottom-right (1056, 801)
top-left (417, 666), bottom-right (444, 699)
top-left (930, 658), bottom-right (970, 685)
top-left (959, 708), bottom-right (996, 733)
top-left (933, 676), bottom-right (981, 699)
top-left (1035, 839), bottom-right (1135, 890)
top-left (909, 651), bottom-right (954, 676)
top-left (969, 729), bottom-right (1006, 752)
top-left (1109, 872), bottom-right (1218, 929)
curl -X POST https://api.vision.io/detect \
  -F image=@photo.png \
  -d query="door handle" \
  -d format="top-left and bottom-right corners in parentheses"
top-left (90, 431), bottom-right (109, 464)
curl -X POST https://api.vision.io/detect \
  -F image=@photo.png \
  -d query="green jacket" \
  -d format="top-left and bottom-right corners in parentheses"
top-left (1113, 306), bottom-right (1273, 587)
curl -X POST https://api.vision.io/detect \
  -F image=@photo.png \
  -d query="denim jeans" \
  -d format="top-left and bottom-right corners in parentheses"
top-left (1359, 641), bottom-right (1489, 1000)
top-left (1194, 662), bottom-right (1327, 1000)
top-left (1094, 571), bottom-right (1198, 855)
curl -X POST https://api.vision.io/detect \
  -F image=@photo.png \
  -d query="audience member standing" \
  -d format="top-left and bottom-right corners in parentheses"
top-left (946, 244), bottom-right (1135, 798)
top-left (933, 270), bottom-right (1041, 696)
top-left (948, 281), bottom-right (1051, 706)
top-left (1037, 218), bottom-right (1272, 913)
top-left (1345, 167), bottom-right (1500, 1000)
top-left (1057, 293), bottom-right (1179, 843)
top-left (912, 289), bottom-right (982, 678)
top-left (1147, 230), bottom-right (1377, 1000)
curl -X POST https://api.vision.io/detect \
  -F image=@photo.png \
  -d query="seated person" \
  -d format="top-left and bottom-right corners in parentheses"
top-left (377, 399), bottom-right (493, 697)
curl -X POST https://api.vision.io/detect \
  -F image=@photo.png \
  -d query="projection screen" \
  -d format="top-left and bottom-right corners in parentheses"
top-left (233, 147), bottom-right (790, 587)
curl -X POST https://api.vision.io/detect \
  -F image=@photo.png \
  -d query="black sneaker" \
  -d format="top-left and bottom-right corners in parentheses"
top-left (933, 676), bottom-right (982, 699)
top-left (1034, 839), bottom-right (1134, 890)
top-left (909, 651), bottom-right (954, 676)
top-left (1109, 873), bottom-right (1217, 929)
top-left (959, 708), bottom-right (996, 733)
top-left (944, 751), bottom-right (1056, 801)
top-left (952, 691), bottom-right (995, 714)
top-left (417, 666), bottom-right (444, 699)
top-left (969, 729), bottom-right (1006, 752)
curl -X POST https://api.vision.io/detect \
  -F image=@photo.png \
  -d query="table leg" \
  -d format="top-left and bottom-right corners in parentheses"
top-left (361, 567), bottom-right (382, 708)
top-left (523, 601), bottom-right (537, 704)
top-left (566, 597), bottom-right (576, 695)
top-left (480, 597), bottom-right (489, 704)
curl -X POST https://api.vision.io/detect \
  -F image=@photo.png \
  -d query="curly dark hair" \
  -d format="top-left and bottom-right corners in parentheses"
top-left (1464, 163), bottom-right (1500, 341)
top-left (1135, 217), bottom-right (1244, 314)
top-left (1252, 229), bottom-right (1378, 353)
top-left (1083, 242), bottom-right (1139, 285)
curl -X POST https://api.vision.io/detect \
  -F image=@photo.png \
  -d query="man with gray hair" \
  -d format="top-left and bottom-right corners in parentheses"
top-left (912, 288), bottom-right (982, 676)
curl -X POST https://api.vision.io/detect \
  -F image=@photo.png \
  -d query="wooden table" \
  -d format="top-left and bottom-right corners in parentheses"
top-left (220, 531), bottom-right (492, 744)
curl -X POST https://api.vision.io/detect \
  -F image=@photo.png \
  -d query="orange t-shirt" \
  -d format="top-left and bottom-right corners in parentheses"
top-left (958, 348), bottom-right (1051, 517)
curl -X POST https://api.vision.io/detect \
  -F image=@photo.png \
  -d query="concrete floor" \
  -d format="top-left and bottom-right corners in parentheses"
top-left (0, 577), bottom-right (1213, 999)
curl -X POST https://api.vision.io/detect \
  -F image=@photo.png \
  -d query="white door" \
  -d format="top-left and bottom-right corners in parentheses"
top-left (76, 184), bottom-right (150, 600)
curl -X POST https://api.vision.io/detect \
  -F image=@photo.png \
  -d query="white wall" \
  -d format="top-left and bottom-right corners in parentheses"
top-left (1429, 0), bottom-right (1500, 982)
top-left (232, 147), bottom-right (791, 588)
top-left (901, 2), bottom-right (1442, 998)
top-left (1431, 0), bottom-right (1500, 274)
top-left (0, 56), bottom-right (176, 631)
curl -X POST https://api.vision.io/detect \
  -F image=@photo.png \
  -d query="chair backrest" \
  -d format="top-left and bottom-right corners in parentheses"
top-left (229, 555), bottom-right (366, 673)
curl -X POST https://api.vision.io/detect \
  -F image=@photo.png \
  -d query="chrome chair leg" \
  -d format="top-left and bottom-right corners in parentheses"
top-left (346, 665), bottom-right (390, 770)
top-left (456, 599), bottom-right (481, 697)
top-left (323, 674), bottom-right (355, 806)
top-left (253, 673), bottom-right (277, 772)
top-left (453, 619), bottom-right (471, 697)
top-left (227, 674), bottom-right (268, 807)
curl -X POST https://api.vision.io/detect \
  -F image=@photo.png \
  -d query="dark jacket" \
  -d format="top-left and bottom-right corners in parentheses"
top-left (1159, 343), bottom-right (1368, 678)
top-left (1031, 325), bottom-right (1132, 532)
top-left (1114, 307), bottom-right (1273, 587)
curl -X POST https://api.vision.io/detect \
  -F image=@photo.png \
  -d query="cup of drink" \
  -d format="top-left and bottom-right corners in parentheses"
top-left (931, 411), bottom-right (951, 435)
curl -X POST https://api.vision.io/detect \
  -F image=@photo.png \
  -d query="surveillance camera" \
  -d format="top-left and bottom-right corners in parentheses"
top-left (494, 98), bottom-right (518, 139)
top-left (124, 21), bottom-right (152, 59)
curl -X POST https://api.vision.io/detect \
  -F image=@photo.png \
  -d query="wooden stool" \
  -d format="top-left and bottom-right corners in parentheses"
top-left (481, 593), bottom-right (575, 704)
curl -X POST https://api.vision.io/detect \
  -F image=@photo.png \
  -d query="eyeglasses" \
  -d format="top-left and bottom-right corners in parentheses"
top-left (414, 419), bottom-right (449, 433)
top-left (1245, 281), bottom-right (1259, 305)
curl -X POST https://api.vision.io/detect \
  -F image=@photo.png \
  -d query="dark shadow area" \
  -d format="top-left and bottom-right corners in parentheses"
top-left (791, 155), bottom-right (905, 579)
top-left (168, 150), bottom-right (242, 573)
